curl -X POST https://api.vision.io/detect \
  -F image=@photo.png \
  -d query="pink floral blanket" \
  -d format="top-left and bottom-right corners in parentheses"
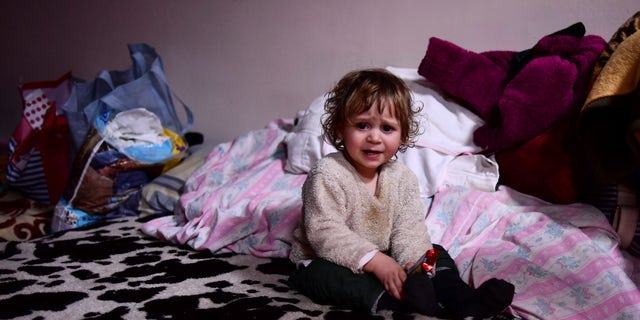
top-left (427, 185), bottom-right (640, 319)
top-left (142, 119), bottom-right (306, 258)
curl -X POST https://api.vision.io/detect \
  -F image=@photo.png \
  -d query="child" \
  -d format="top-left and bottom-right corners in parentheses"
top-left (288, 68), bottom-right (515, 317)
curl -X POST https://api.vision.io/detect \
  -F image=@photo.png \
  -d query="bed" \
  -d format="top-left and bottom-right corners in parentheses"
top-left (2, 114), bottom-right (640, 319)
top-left (3, 13), bottom-right (640, 320)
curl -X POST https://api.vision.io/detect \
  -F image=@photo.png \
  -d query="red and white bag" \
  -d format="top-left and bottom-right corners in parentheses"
top-left (6, 72), bottom-right (74, 204)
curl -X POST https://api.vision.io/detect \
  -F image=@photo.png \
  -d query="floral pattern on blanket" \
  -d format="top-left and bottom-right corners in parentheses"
top-left (142, 119), bottom-right (307, 258)
top-left (428, 185), bottom-right (640, 319)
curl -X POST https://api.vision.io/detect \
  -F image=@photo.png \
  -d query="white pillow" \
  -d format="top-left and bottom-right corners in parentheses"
top-left (283, 95), bottom-right (337, 174)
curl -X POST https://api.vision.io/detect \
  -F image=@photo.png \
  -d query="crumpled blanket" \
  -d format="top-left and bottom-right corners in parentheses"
top-left (418, 22), bottom-right (606, 152)
top-left (142, 119), bottom-right (307, 258)
top-left (428, 185), bottom-right (640, 319)
top-left (579, 11), bottom-right (640, 182)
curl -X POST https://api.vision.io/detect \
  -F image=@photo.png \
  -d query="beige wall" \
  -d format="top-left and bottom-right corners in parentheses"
top-left (1, 1), bottom-right (637, 145)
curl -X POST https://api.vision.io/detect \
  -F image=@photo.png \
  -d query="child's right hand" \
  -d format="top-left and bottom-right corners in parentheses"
top-left (363, 251), bottom-right (407, 301)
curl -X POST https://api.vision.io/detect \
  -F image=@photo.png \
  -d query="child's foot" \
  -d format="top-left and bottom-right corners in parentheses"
top-left (460, 278), bottom-right (515, 318)
top-left (403, 272), bottom-right (441, 315)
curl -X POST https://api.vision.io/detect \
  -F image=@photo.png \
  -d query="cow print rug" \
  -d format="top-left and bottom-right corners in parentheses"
top-left (0, 216), bottom-right (514, 320)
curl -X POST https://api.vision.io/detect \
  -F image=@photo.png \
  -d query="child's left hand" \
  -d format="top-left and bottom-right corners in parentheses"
top-left (363, 252), bottom-right (407, 301)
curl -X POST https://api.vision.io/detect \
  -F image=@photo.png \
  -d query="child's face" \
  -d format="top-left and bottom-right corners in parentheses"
top-left (339, 102), bottom-right (402, 178)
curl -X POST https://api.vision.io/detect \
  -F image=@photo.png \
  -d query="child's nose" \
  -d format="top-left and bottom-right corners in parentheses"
top-left (367, 129), bottom-right (382, 142)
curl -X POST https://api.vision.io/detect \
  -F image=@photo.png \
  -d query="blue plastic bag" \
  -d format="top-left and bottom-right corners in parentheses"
top-left (63, 43), bottom-right (193, 152)
top-left (52, 43), bottom-right (193, 232)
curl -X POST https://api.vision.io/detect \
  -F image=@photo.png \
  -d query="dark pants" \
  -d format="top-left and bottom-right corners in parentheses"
top-left (288, 258), bottom-right (385, 312)
top-left (288, 244), bottom-right (456, 313)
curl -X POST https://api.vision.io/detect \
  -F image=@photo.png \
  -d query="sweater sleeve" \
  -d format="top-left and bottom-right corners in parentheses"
top-left (389, 167), bottom-right (433, 267)
top-left (302, 161), bottom-right (379, 273)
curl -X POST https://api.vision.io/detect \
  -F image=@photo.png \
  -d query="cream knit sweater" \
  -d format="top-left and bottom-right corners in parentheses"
top-left (289, 152), bottom-right (433, 273)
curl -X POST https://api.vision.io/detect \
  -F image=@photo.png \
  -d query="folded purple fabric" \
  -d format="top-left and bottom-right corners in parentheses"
top-left (418, 26), bottom-right (605, 152)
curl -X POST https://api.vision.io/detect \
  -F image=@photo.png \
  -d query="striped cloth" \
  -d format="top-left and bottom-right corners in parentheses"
top-left (6, 138), bottom-right (50, 203)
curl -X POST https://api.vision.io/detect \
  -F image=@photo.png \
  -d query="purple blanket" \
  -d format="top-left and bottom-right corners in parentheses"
top-left (418, 23), bottom-right (605, 152)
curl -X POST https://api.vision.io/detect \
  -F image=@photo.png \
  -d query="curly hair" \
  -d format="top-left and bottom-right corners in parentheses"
top-left (322, 68), bottom-right (422, 152)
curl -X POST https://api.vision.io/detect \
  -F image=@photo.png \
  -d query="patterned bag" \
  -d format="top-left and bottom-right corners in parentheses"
top-left (6, 73), bottom-right (75, 204)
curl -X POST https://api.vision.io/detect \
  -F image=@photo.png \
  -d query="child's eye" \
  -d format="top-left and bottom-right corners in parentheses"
top-left (382, 125), bottom-right (395, 132)
top-left (356, 122), bottom-right (368, 129)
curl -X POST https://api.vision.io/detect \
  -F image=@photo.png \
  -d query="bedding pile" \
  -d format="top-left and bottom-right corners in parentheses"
top-left (141, 114), bottom-right (640, 319)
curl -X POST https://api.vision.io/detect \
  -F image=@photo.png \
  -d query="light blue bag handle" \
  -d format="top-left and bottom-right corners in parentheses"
top-left (172, 93), bottom-right (194, 135)
top-left (128, 43), bottom-right (193, 135)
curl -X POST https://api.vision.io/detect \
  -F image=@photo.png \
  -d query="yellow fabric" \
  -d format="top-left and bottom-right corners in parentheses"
top-left (583, 31), bottom-right (640, 107)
